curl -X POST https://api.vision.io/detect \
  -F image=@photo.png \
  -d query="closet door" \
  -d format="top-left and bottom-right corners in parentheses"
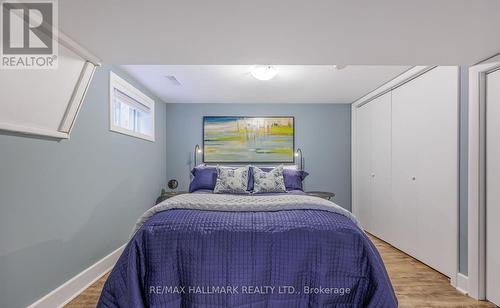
top-left (355, 92), bottom-right (392, 237)
top-left (413, 67), bottom-right (458, 278)
top-left (391, 67), bottom-right (458, 277)
top-left (391, 80), bottom-right (419, 257)
top-left (369, 93), bottom-right (392, 241)
top-left (356, 102), bottom-right (373, 231)
top-left (486, 69), bottom-right (500, 306)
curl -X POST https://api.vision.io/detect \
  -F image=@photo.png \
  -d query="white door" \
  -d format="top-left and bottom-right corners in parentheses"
top-left (356, 102), bottom-right (373, 231)
top-left (486, 68), bottom-right (500, 306)
top-left (355, 92), bottom-right (392, 236)
top-left (413, 67), bottom-right (458, 278)
top-left (391, 77), bottom-right (419, 258)
top-left (370, 93), bottom-right (392, 241)
top-left (391, 67), bottom-right (458, 277)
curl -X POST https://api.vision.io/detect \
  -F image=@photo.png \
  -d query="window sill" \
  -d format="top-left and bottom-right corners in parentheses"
top-left (109, 125), bottom-right (155, 142)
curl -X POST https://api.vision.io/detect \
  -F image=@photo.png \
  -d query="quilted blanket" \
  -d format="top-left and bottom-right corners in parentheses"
top-left (98, 194), bottom-right (397, 308)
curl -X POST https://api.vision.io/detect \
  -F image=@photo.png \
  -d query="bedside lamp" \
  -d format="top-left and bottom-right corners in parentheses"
top-left (295, 148), bottom-right (303, 171)
top-left (194, 144), bottom-right (203, 166)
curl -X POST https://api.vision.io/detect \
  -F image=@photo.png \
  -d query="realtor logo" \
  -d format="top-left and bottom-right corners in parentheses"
top-left (1, 0), bottom-right (58, 69)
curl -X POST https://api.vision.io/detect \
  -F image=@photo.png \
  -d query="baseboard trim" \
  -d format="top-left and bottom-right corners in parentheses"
top-left (27, 243), bottom-right (126, 308)
top-left (455, 273), bottom-right (469, 295)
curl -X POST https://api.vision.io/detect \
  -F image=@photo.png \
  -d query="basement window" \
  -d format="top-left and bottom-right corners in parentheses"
top-left (109, 71), bottom-right (155, 141)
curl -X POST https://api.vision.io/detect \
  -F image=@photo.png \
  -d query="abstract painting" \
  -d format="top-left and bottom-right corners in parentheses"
top-left (203, 116), bottom-right (294, 163)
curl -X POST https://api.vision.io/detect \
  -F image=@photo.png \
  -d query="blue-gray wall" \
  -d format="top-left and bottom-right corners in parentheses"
top-left (165, 103), bottom-right (352, 210)
top-left (0, 65), bottom-right (167, 308)
top-left (459, 66), bottom-right (469, 275)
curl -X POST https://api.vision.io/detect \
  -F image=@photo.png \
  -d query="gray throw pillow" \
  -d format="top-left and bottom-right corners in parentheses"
top-left (252, 165), bottom-right (287, 193)
top-left (213, 166), bottom-right (249, 194)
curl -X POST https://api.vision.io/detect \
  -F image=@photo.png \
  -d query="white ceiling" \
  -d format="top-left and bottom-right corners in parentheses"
top-left (59, 0), bottom-right (500, 65)
top-left (121, 65), bottom-right (410, 104)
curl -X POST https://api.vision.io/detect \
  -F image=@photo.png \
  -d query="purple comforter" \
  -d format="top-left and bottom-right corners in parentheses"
top-left (98, 199), bottom-right (396, 307)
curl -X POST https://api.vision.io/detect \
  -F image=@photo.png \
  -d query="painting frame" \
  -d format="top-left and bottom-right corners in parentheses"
top-left (202, 116), bottom-right (295, 164)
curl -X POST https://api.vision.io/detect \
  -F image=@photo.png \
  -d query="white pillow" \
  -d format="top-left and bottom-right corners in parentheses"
top-left (252, 165), bottom-right (287, 194)
top-left (213, 166), bottom-right (249, 194)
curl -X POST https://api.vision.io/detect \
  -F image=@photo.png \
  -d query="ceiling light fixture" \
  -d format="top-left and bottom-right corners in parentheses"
top-left (251, 65), bottom-right (278, 81)
top-left (333, 65), bottom-right (347, 70)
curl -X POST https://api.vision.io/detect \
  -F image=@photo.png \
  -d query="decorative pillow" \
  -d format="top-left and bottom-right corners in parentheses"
top-left (282, 169), bottom-right (309, 191)
top-left (213, 166), bottom-right (249, 194)
top-left (248, 166), bottom-right (309, 191)
top-left (252, 165), bottom-right (287, 193)
top-left (189, 165), bottom-right (217, 192)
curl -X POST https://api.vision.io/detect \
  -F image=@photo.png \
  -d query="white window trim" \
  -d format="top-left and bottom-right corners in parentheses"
top-left (109, 71), bottom-right (155, 142)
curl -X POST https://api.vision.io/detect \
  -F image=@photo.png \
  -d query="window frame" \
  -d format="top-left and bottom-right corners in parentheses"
top-left (109, 71), bottom-right (155, 142)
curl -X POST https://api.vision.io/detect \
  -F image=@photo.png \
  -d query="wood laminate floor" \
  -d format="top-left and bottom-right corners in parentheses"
top-left (65, 234), bottom-right (495, 308)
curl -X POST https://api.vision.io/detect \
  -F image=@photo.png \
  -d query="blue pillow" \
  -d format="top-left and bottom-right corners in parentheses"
top-left (190, 165), bottom-right (255, 192)
top-left (283, 169), bottom-right (309, 191)
top-left (189, 165), bottom-right (217, 192)
top-left (248, 166), bottom-right (308, 191)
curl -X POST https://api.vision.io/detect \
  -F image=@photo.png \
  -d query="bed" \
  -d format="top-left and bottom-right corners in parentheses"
top-left (97, 167), bottom-right (397, 308)
top-left (97, 193), bottom-right (397, 307)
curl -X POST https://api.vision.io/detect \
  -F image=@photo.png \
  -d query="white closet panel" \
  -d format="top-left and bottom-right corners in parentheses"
top-left (391, 80), bottom-right (419, 257)
top-left (368, 93), bottom-right (392, 240)
top-left (356, 102), bottom-right (373, 231)
top-left (391, 66), bottom-right (458, 277)
top-left (414, 67), bottom-right (458, 277)
top-left (486, 69), bottom-right (500, 306)
top-left (356, 92), bottom-right (392, 238)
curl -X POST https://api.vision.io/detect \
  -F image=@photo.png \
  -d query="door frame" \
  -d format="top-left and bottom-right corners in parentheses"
top-left (351, 65), bottom-right (459, 287)
top-left (468, 54), bottom-right (500, 300)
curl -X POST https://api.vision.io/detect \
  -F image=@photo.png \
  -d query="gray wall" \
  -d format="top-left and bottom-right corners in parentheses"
top-left (0, 65), bottom-right (167, 308)
top-left (165, 103), bottom-right (352, 210)
top-left (459, 66), bottom-right (469, 275)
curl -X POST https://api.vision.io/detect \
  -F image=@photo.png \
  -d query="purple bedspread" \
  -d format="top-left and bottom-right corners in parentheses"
top-left (98, 207), bottom-right (397, 307)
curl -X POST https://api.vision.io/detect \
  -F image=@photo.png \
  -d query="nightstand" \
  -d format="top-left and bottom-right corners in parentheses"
top-left (155, 190), bottom-right (187, 205)
top-left (306, 191), bottom-right (336, 200)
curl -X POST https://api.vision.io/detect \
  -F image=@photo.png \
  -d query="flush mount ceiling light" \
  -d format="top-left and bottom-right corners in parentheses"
top-left (333, 65), bottom-right (347, 70)
top-left (251, 65), bottom-right (278, 81)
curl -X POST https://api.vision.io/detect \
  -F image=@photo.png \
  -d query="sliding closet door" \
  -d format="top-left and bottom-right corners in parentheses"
top-left (357, 67), bottom-right (458, 278)
top-left (356, 103), bottom-right (373, 231)
top-left (413, 67), bottom-right (458, 277)
top-left (355, 93), bottom-right (392, 236)
top-left (486, 69), bottom-right (500, 306)
top-left (391, 80), bottom-right (419, 257)
top-left (369, 93), bottom-right (392, 241)
top-left (391, 67), bottom-right (458, 277)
